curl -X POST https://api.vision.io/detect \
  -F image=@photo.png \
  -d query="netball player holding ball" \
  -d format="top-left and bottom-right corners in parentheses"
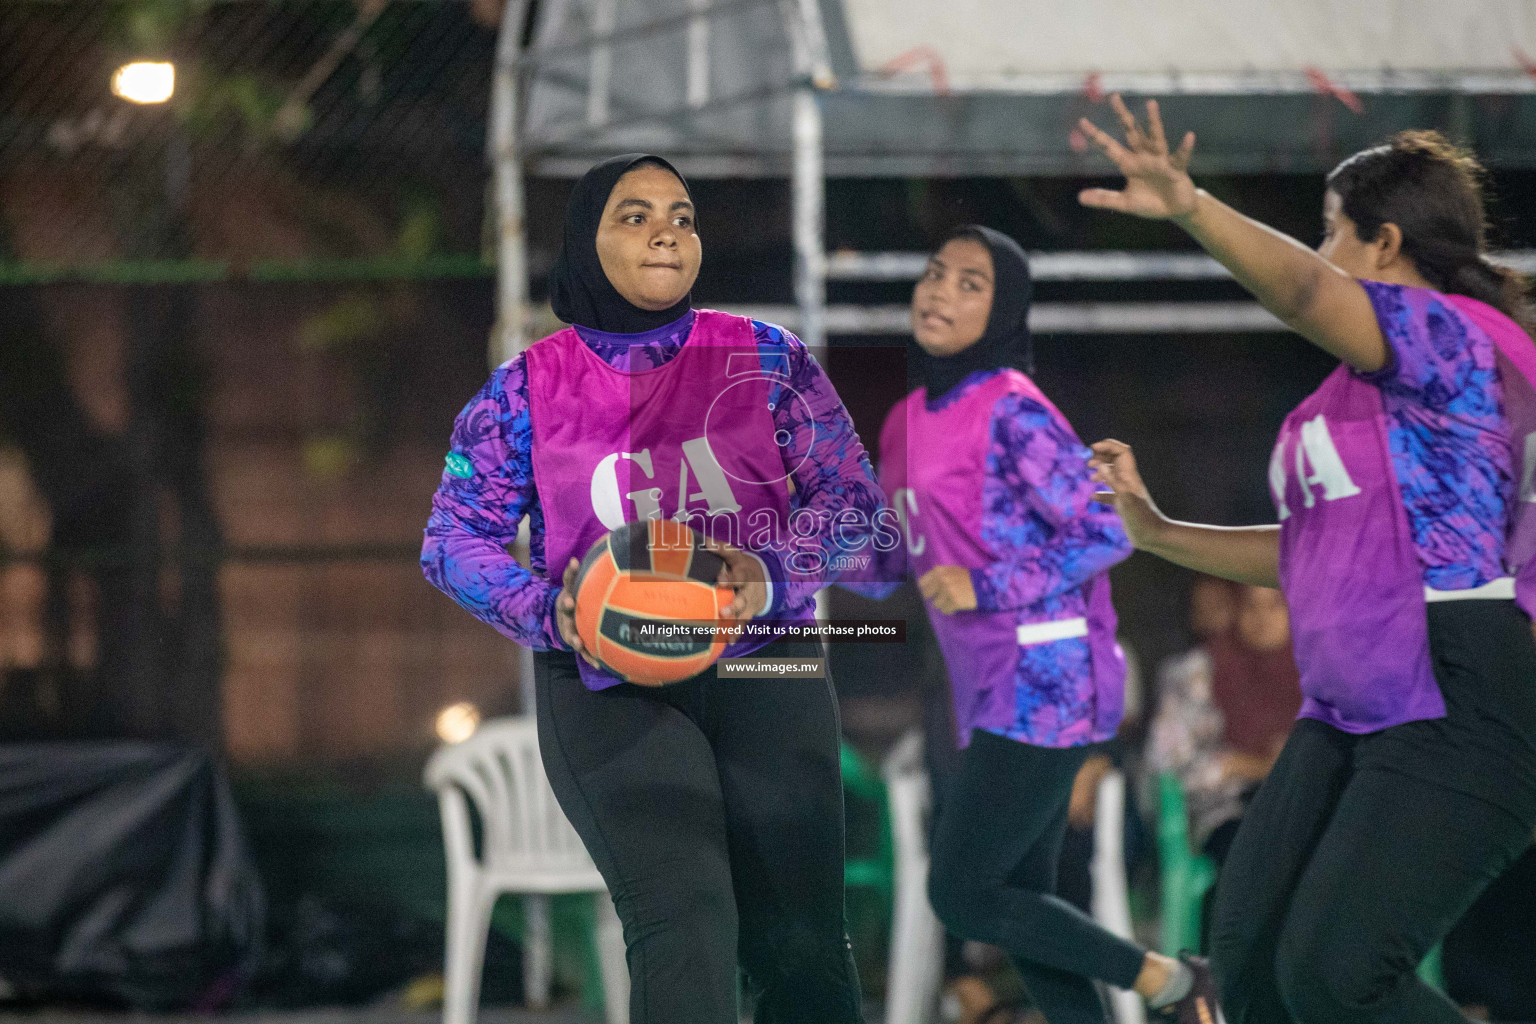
top-left (862, 224), bottom-right (1219, 1024)
top-left (422, 154), bottom-right (885, 1024)
top-left (1081, 97), bottom-right (1536, 1024)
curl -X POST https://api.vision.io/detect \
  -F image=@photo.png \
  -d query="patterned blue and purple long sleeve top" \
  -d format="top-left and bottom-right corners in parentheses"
top-left (949, 371), bottom-right (1132, 746)
top-left (859, 369), bottom-right (1132, 603)
top-left (421, 310), bottom-right (886, 650)
top-left (1358, 282), bottom-right (1514, 590)
top-left (848, 368), bottom-right (1131, 746)
top-left (966, 383), bottom-right (1132, 615)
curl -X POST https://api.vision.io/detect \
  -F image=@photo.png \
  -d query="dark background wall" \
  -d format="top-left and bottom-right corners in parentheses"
top-left (3, 164), bottom-right (1533, 763)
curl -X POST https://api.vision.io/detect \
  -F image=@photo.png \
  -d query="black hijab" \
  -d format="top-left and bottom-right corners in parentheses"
top-left (548, 153), bottom-right (694, 334)
top-left (919, 225), bottom-right (1034, 401)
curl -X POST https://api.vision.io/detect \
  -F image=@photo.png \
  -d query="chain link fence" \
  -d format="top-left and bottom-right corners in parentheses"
top-left (0, 3), bottom-right (523, 762)
top-left (1, 0), bottom-right (502, 280)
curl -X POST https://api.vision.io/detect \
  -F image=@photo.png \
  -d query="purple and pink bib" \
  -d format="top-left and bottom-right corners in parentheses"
top-left (524, 309), bottom-right (808, 690)
top-left (881, 369), bottom-right (1125, 747)
top-left (1272, 291), bottom-right (1536, 733)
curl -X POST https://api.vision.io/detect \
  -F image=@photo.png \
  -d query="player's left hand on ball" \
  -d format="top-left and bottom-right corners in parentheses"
top-left (918, 565), bottom-right (978, 614)
top-left (704, 538), bottom-right (768, 621)
top-left (557, 557), bottom-right (600, 668)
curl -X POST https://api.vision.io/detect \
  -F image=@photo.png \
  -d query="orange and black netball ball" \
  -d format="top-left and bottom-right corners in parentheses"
top-left (573, 519), bottom-right (736, 685)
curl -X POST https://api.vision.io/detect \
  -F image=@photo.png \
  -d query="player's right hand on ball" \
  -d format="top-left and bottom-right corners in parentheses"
top-left (557, 557), bottom-right (600, 668)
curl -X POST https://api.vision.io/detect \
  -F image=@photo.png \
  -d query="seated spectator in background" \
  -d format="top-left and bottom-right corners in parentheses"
top-left (1205, 585), bottom-right (1303, 855)
top-left (1190, 572), bottom-right (1240, 649)
top-left (1144, 576), bottom-right (1238, 846)
top-left (1148, 579), bottom-right (1302, 943)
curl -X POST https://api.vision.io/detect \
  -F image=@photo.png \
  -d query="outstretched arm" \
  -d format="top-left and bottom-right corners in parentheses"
top-left (916, 396), bottom-right (1135, 615)
top-left (1088, 438), bottom-right (1280, 588)
top-left (1078, 95), bottom-right (1388, 373)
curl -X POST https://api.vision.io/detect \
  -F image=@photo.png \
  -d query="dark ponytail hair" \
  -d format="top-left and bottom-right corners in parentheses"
top-left (1326, 130), bottom-right (1536, 337)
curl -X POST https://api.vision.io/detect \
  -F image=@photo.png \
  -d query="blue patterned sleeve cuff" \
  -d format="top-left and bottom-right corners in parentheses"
top-left (969, 567), bottom-right (1005, 613)
top-left (543, 594), bottom-right (570, 651)
top-left (747, 545), bottom-right (788, 618)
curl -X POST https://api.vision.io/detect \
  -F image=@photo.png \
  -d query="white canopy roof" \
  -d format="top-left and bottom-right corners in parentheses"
top-left (845, 0), bottom-right (1536, 93)
top-left (515, 0), bottom-right (1536, 177)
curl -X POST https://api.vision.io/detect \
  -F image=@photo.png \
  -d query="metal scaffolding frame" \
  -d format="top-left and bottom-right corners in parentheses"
top-left (488, 0), bottom-right (835, 363)
top-left (486, 0), bottom-right (1536, 364)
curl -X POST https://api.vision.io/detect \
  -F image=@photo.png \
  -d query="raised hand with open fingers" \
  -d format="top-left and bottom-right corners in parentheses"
top-left (1077, 95), bottom-right (1198, 220)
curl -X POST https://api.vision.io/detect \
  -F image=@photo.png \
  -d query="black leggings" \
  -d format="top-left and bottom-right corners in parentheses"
top-left (533, 638), bottom-right (863, 1024)
top-left (1211, 601), bottom-right (1536, 1024)
top-left (928, 730), bottom-right (1147, 1024)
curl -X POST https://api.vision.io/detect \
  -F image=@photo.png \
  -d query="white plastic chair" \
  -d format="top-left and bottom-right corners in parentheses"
top-left (425, 716), bottom-right (629, 1024)
top-left (1091, 769), bottom-right (1147, 1024)
top-left (881, 730), bottom-right (946, 1024)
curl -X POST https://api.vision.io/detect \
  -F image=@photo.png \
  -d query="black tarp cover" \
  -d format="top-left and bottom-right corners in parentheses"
top-left (0, 743), bottom-right (264, 1009)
